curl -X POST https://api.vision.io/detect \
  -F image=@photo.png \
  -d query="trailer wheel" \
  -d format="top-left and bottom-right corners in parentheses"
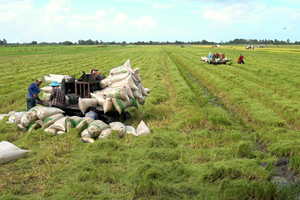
top-left (121, 111), bottom-right (131, 120)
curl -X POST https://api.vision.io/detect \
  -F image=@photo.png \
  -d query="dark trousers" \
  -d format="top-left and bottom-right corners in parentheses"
top-left (27, 98), bottom-right (36, 111)
top-left (238, 61), bottom-right (245, 64)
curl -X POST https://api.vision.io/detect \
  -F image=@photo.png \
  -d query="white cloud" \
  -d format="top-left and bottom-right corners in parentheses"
top-left (72, 13), bottom-right (93, 21)
top-left (109, 6), bottom-right (115, 13)
top-left (203, 10), bottom-right (230, 21)
top-left (96, 20), bottom-right (110, 32)
top-left (45, 0), bottom-right (71, 14)
top-left (111, 13), bottom-right (130, 27)
top-left (134, 15), bottom-right (158, 29)
top-left (95, 9), bottom-right (106, 20)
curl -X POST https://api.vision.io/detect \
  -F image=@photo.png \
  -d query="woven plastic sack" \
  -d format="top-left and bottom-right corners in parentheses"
top-left (112, 98), bottom-right (139, 114)
top-left (110, 76), bottom-right (138, 90)
top-left (0, 141), bottom-right (30, 165)
top-left (91, 93), bottom-right (105, 105)
top-left (28, 122), bottom-right (41, 132)
top-left (125, 126), bottom-right (138, 136)
top-left (136, 120), bottom-right (150, 136)
top-left (98, 86), bottom-right (129, 101)
top-left (97, 128), bottom-right (112, 139)
top-left (42, 113), bottom-right (64, 129)
top-left (76, 117), bottom-right (94, 131)
top-left (87, 120), bottom-right (110, 138)
top-left (36, 107), bottom-right (64, 121)
top-left (44, 127), bottom-right (57, 135)
top-left (109, 122), bottom-right (126, 138)
top-left (8, 112), bottom-right (26, 124)
top-left (49, 117), bottom-right (67, 131)
top-left (26, 106), bottom-right (44, 121)
top-left (78, 98), bottom-right (97, 114)
top-left (103, 98), bottom-right (114, 114)
top-left (110, 59), bottom-right (134, 76)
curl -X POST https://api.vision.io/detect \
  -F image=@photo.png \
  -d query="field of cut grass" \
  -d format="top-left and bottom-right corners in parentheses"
top-left (1, 45), bottom-right (300, 199)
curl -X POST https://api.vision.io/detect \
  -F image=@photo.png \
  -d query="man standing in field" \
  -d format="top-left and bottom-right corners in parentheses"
top-left (238, 54), bottom-right (245, 64)
top-left (27, 78), bottom-right (43, 111)
top-left (49, 81), bottom-right (66, 109)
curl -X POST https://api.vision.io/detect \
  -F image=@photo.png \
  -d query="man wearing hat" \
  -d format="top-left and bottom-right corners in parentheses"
top-left (27, 78), bottom-right (43, 111)
top-left (49, 81), bottom-right (66, 109)
top-left (85, 106), bottom-right (98, 120)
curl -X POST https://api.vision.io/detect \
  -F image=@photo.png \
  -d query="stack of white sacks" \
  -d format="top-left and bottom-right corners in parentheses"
top-left (78, 59), bottom-right (149, 115)
top-left (3, 106), bottom-right (150, 141)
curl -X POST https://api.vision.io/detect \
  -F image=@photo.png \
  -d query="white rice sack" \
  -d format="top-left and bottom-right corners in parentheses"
top-left (136, 120), bottom-right (150, 136)
top-left (42, 113), bottom-right (64, 129)
top-left (76, 117), bottom-right (94, 131)
top-left (133, 68), bottom-right (142, 82)
top-left (65, 116), bottom-right (73, 133)
top-left (103, 98), bottom-right (114, 114)
top-left (57, 131), bottom-right (66, 135)
top-left (126, 85), bottom-right (134, 99)
top-left (138, 96), bottom-right (146, 105)
top-left (138, 83), bottom-right (148, 97)
top-left (0, 114), bottom-right (10, 121)
top-left (110, 59), bottom-right (134, 76)
top-left (40, 86), bottom-right (53, 93)
top-left (21, 114), bottom-right (34, 128)
top-left (70, 116), bottom-right (82, 128)
top-left (81, 137), bottom-right (95, 143)
top-left (144, 88), bottom-right (150, 94)
top-left (97, 128), bottom-right (112, 139)
top-left (44, 76), bottom-right (63, 86)
top-left (109, 122), bottom-right (126, 138)
top-left (8, 112), bottom-right (26, 124)
top-left (81, 129), bottom-right (91, 138)
top-left (28, 122), bottom-right (41, 132)
top-left (26, 106), bottom-right (44, 121)
top-left (111, 76), bottom-right (138, 90)
top-left (49, 117), bottom-right (67, 131)
top-left (125, 126), bottom-right (138, 136)
top-left (42, 92), bottom-right (51, 101)
top-left (99, 86), bottom-right (129, 101)
top-left (91, 93), bottom-right (105, 105)
top-left (130, 73), bottom-right (140, 85)
top-left (44, 127), bottom-right (57, 135)
top-left (78, 98), bottom-right (97, 114)
top-left (87, 120), bottom-right (110, 138)
top-left (112, 98), bottom-right (139, 114)
top-left (100, 77), bottom-right (112, 88)
top-left (17, 124), bottom-right (27, 132)
top-left (0, 141), bottom-right (30, 165)
top-left (37, 107), bottom-right (64, 121)
top-left (132, 89), bottom-right (143, 99)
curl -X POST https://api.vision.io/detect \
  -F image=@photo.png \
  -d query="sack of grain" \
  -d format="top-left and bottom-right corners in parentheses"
top-left (28, 122), bottom-right (41, 132)
top-left (136, 120), bottom-right (150, 136)
top-left (42, 113), bottom-right (64, 129)
top-left (81, 129), bottom-right (91, 138)
top-left (49, 117), bottom-right (67, 131)
top-left (138, 82), bottom-right (148, 96)
top-left (125, 126), bottom-right (138, 136)
top-left (103, 98), bottom-right (114, 113)
top-left (40, 86), bottom-right (53, 93)
top-left (42, 92), bottom-right (51, 101)
top-left (43, 127), bottom-right (58, 135)
top-left (138, 96), bottom-right (146, 105)
top-left (65, 116), bottom-right (73, 133)
top-left (36, 107), bottom-right (64, 121)
top-left (87, 120), bottom-right (110, 138)
top-left (133, 68), bottom-right (142, 82)
top-left (97, 128), bottom-right (112, 139)
top-left (70, 116), bottom-right (82, 127)
top-left (132, 89), bottom-right (143, 99)
top-left (111, 76), bottom-right (138, 90)
top-left (78, 98), bottom-right (97, 114)
top-left (26, 106), bottom-right (44, 121)
top-left (109, 122), bottom-right (126, 138)
top-left (110, 59), bottom-right (134, 76)
top-left (21, 114), bottom-right (35, 128)
top-left (17, 124), bottom-right (27, 132)
top-left (97, 86), bottom-right (129, 101)
top-left (76, 117), bottom-right (94, 131)
top-left (7, 112), bottom-right (26, 124)
top-left (112, 98), bottom-right (139, 114)
top-left (0, 141), bottom-right (30, 165)
top-left (91, 93), bottom-right (105, 105)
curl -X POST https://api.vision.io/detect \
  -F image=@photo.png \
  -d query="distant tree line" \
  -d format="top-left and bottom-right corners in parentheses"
top-left (1, 38), bottom-right (300, 46)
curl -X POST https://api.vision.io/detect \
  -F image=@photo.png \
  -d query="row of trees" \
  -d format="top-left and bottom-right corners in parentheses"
top-left (1, 38), bottom-right (300, 45)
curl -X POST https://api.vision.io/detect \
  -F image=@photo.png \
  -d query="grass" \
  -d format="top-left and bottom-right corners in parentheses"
top-left (1, 45), bottom-right (300, 199)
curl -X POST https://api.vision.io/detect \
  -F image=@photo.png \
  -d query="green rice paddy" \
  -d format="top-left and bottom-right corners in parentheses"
top-left (1, 45), bottom-right (300, 199)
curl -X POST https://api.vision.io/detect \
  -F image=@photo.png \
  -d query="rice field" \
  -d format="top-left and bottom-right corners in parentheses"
top-left (1, 45), bottom-right (300, 199)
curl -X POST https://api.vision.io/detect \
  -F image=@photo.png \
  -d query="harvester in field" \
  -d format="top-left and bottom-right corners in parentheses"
top-left (38, 60), bottom-right (148, 124)
top-left (200, 53), bottom-right (232, 65)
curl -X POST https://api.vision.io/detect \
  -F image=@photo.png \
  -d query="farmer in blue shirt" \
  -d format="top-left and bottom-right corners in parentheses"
top-left (85, 106), bottom-right (98, 120)
top-left (27, 78), bottom-right (43, 111)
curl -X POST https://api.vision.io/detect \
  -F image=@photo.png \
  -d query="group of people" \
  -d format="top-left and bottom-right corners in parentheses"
top-left (207, 52), bottom-right (245, 64)
top-left (27, 78), bottom-right (98, 120)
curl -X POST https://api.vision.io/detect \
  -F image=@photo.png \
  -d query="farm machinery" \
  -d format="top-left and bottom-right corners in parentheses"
top-left (201, 53), bottom-right (232, 65)
top-left (38, 71), bottom-right (132, 124)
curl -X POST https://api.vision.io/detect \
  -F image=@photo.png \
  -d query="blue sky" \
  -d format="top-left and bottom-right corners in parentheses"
top-left (1, 0), bottom-right (299, 43)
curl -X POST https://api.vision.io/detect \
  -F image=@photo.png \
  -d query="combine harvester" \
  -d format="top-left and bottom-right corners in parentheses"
top-left (201, 53), bottom-right (232, 65)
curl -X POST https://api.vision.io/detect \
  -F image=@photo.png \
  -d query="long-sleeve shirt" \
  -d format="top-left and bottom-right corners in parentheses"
top-left (85, 111), bottom-right (98, 120)
top-left (50, 87), bottom-right (66, 109)
top-left (27, 82), bottom-right (41, 100)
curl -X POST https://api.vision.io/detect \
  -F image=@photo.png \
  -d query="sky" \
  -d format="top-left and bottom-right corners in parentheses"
top-left (0, 0), bottom-right (299, 43)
